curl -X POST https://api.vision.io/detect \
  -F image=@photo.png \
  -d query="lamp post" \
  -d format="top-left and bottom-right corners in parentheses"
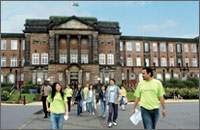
top-left (19, 39), bottom-right (22, 100)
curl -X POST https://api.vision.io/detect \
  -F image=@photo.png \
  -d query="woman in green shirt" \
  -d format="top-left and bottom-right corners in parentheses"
top-left (46, 82), bottom-right (68, 129)
top-left (64, 84), bottom-right (73, 112)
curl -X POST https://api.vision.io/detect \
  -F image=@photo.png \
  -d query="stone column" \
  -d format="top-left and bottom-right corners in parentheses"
top-left (88, 35), bottom-right (93, 64)
top-left (92, 33), bottom-right (99, 64)
top-left (24, 33), bottom-right (31, 66)
top-left (78, 35), bottom-right (81, 64)
top-left (49, 33), bottom-right (55, 63)
top-left (65, 70), bottom-right (69, 86)
top-left (55, 35), bottom-right (59, 63)
top-left (67, 35), bottom-right (70, 64)
top-left (115, 35), bottom-right (121, 65)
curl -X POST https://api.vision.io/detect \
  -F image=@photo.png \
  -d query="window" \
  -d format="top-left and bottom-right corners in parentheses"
top-left (120, 42), bottom-right (123, 51)
top-left (169, 44), bottom-right (173, 52)
top-left (126, 42), bottom-right (132, 51)
top-left (130, 73), bottom-right (136, 80)
top-left (136, 57), bottom-right (141, 66)
top-left (144, 43), bottom-right (149, 52)
top-left (23, 40), bottom-right (25, 50)
top-left (37, 72), bottom-right (44, 84)
top-left (32, 53), bottom-right (39, 65)
top-left (160, 43), bottom-right (166, 52)
top-left (177, 44), bottom-right (181, 53)
top-left (86, 72), bottom-right (90, 81)
top-left (173, 73), bottom-right (179, 79)
top-left (165, 73), bottom-right (171, 81)
top-left (11, 40), bottom-right (18, 50)
top-left (192, 58), bottom-right (197, 67)
top-left (41, 53), bottom-right (48, 64)
top-left (157, 73), bottom-right (163, 81)
top-left (136, 42), bottom-right (140, 52)
top-left (1, 74), bottom-right (4, 83)
top-left (22, 57), bottom-right (25, 66)
top-left (161, 58), bottom-right (166, 67)
top-left (182, 73), bottom-right (187, 81)
top-left (191, 44), bottom-right (197, 53)
top-left (120, 57), bottom-right (124, 66)
top-left (71, 54), bottom-right (78, 63)
top-left (81, 54), bottom-right (88, 64)
top-left (185, 58), bottom-right (189, 67)
top-left (1, 40), bottom-right (6, 50)
top-left (60, 54), bottom-right (67, 63)
top-left (99, 54), bottom-right (105, 65)
top-left (58, 72), bottom-right (63, 81)
top-left (170, 58), bottom-right (174, 67)
top-left (178, 58), bottom-right (182, 67)
top-left (184, 44), bottom-right (188, 53)
top-left (145, 58), bottom-right (150, 67)
top-left (122, 73), bottom-right (125, 80)
top-left (8, 74), bottom-right (15, 84)
top-left (1, 56), bottom-right (6, 67)
top-left (11, 56), bottom-right (17, 67)
top-left (153, 57), bottom-right (158, 67)
top-left (19, 74), bottom-right (24, 81)
top-left (107, 54), bottom-right (114, 65)
top-left (32, 72), bottom-right (36, 84)
top-left (127, 57), bottom-right (132, 66)
top-left (153, 43), bottom-right (157, 52)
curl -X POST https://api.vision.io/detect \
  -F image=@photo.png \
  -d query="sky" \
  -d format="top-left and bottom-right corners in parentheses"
top-left (1, 1), bottom-right (199, 38)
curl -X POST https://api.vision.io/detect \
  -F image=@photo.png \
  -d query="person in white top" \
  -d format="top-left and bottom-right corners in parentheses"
top-left (86, 84), bottom-right (96, 115)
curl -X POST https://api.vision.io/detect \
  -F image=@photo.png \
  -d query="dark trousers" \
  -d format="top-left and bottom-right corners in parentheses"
top-left (67, 97), bottom-right (72, 112)
top-left (42, 96), bottom-right (49, 117)
top-left (107, 102), bottom-right (118, 123)
top-left (140, 106), bottom-right (159, 129)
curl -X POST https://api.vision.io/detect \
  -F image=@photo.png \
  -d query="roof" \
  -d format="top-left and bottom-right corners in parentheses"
top-left (120, 36), bottom-right (199, 43)
top-left (1, 33), bottom-right (25, 38)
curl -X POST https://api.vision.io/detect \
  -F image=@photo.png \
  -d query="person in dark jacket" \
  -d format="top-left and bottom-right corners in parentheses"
top-left (72, 84), bottom-right (84, 116)
top-left (97, 85), bottom-right (106, 118)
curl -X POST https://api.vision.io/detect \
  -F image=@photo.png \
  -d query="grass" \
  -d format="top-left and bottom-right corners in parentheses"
top-left (1, 94), bottom-right (36, 103)
top-left (127, 92), bottom-right (136, 102)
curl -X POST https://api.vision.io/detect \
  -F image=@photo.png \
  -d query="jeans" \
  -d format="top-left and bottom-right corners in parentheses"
top-left (77, 99), bottom-right (83, 116)
top-left (50, 113), bottom-right (64, 129)
top-left (140, 106), bottom-right (159, 129)
top-left (88, 102), bottom-right (94, 114)
top-left (107, 102), bottom-right (118, 123)
top-left (101, 100), bottom-right (106, 116)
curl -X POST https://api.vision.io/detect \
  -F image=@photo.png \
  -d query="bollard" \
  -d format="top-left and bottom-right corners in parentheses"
top-left (24, 96), bottom-right (26, 105)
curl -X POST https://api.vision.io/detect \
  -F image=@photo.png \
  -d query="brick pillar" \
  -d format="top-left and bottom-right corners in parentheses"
top-left (78, 35), bottom-right (81, 64)
top-left (49, 33), bottom-right (55, 64)
top-left (55, 35), bottom-right (59, 63)
top-left (88, 35), bottom-right (93, 64)
top-left (24, 33), bottom-right (31, 66)
top-left (92, 33), bottom-right (99, 64)
top-left (115, 35), bottom-right (121, 65)
top-left (67, 35), bottom-right (70, 64)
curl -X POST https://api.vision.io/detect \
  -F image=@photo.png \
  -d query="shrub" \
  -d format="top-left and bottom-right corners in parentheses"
top-left (1, 87), bottom-right (12, 92)
top-left (23, 83), bottom-right (38, 93)
top-left (177, 88), bottom-right (199, 99)
top-left (182, 80), bottom-right (195, 88)
top-left (188, 78), bottom-right (199, 88)
top-left (127, 92), bottom-right (136, 102)
top-left (169, 78), bottom-right (179, 84)
top-left (1, 91), bottom-right (10, 101)
top-left (175, 82), bottom-right (186, 89)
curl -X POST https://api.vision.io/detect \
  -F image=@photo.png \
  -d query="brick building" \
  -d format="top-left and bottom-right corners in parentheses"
top-left (1, 16), bottom-right (199, 88)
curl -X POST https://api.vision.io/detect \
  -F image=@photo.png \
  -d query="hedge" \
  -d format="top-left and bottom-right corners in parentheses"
top-left (23, 83), bottom-right (39, 93)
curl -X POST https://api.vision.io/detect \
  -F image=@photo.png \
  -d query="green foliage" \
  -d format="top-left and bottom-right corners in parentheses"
top-left (23, 83), bottom-right (38, 93)
top-left (1, 94), bottom-right (36, 103)
top-left (1, 87), bottom-right (12, 92)
top-left (1, 91), bottom-right (10, 101)
top-left (127, 92), bottom-right (136, 102)
top-left (182, 80), bottom-right (195, 88)
top-left (188, 78), bottom-right (199, 87)
top-left (175, 82), bottom-right (186, 89)
top-left (1, 83), bottom-right (13, 88)
top-left (177, 88), bottom-right (199, 99)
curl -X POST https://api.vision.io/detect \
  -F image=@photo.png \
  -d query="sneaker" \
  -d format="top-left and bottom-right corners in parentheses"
top-left (108, 122), bottom-right (112, 128)
top-left (102, 115), bottom-right (106, 119)
top-left (92, 112), bottom-right (95, 115)
top-left (113, 122), bottom-right (117, 126)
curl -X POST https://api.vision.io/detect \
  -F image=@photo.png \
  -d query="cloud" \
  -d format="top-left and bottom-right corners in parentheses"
top-left (137, 20), bottom-right (179, 33)
top-left (1, 2), bottom-right (91, 33)
top-left (128, 1), bottom-right (152, 7)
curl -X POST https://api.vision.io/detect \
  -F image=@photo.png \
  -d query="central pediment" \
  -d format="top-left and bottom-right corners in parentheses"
top-left (53, 19), bottom-right (94, 30)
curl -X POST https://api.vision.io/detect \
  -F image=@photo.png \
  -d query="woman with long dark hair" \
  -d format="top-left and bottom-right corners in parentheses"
top-left (86, 84), bottom-right (96, 115)
top-left (46, 82), bottom-right (68, 129)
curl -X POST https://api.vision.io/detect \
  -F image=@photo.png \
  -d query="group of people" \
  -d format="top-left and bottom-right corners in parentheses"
top-left (40, 67), bottom-right (167, 129)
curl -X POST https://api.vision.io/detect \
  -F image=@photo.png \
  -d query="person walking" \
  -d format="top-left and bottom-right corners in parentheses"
top-left (131, 67), bottom-right (166, 129)
top-left (97, 85), bottom-right (106, 118)
top-left (120, 85), bottom-right (127, 111)
top-left (41, 80), bottom-right (52, 118)
top-left (72, 84), bottom-right (84, 116)
top-left (83, 83), bottom-right (89, 112)
top-left (46, 82), bottom-right (68, 129)
top-left (64, 84), bottom-right (73, 112)
top-left (106, 79), bottom-right (122, 128)
top-left (86, 84), bottom-right (96, 115)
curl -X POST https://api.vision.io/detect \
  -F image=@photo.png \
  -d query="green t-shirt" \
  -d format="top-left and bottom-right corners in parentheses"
top-left (64, 88), bottom-right (73, 97)
top-left (83, 87), bottom-right (88, 99)
top-left (134, 79), bottom-right (165, 110)
top-left (47, 92), bottom-right (67, 114)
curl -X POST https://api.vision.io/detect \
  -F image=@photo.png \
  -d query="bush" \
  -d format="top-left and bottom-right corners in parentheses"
top-left (1, 83), bottom-right (13, 88)
top-left (169, 78), bottom-right (179, 84)
top-left (164, 82), bottom-right (174, 88)
top-left (127, 92), bottom-right (136, 102)
top-left (177, 88), bottom-right (199, 99)
top-left (175, 82), bottom-right (186, 89)
top-left (23, 83), bottom-right (38, 93)
top-left (188, 78), bottom-right (199, 88)
top-left (182, 80), bottom-right (195, 88)
top-left (1, 87), bottom-right (12, 92)
top-left (1, 91), bottom-right (10, 101)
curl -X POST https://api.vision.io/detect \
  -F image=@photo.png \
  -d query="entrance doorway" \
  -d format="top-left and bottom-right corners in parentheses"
top-left (70, 72), bottom-right (78, 90)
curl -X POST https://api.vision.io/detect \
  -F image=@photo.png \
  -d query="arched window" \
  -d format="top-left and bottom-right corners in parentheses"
top-left (165, 73), bottom-right (171, 81)
top-left (1, 74), bottom-right (4, 83)
top-left (182, 73), bottom-right (187, 81)
top-left (8, 74), bottom-right (15, 84)
top-left (130, 73), bottom-right (136, 80)
top-left (156, 73), bottom-right (163, 81)
top-left (173, 73), bottom-right (179, 79)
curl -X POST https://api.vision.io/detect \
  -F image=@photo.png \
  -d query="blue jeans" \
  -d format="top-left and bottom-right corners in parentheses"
top-left (88, 102), bottom-right (94, 114)
top-left (50, 113), bottom-right (64, 129)
top-left (77, 99), bottom-right (83, 116)
top-left (101, 100), bottom-right (106, 116)
top-left (140, 106), bottom-right (159, 129)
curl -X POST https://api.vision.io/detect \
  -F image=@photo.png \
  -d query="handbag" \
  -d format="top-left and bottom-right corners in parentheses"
top-left (123, 97), bottom-right (128, 105)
